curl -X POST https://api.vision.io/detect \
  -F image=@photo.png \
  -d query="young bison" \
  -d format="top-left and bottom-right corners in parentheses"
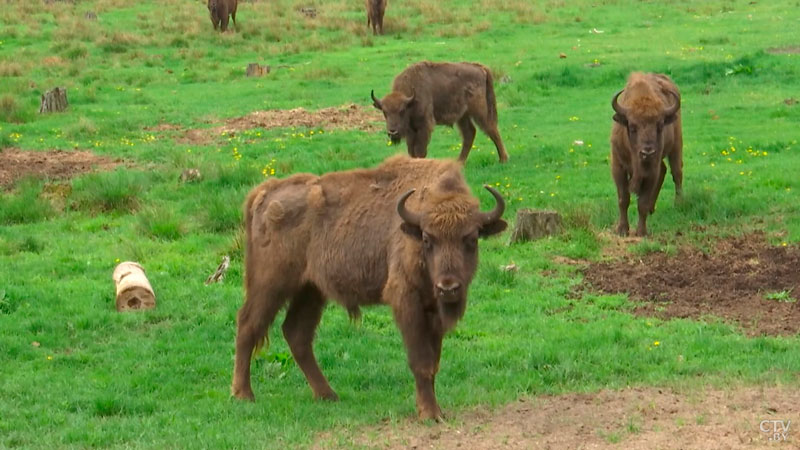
top-left (610, 72), bottom-right (682, 236)
top-left (366, 0), bottom-right (387, 35)
top-left (231, 155), bottom-right (507, 421)
top-left (208, 0), bottom-right (237, 32)
top-left (371, 61), bottom-right (509, 164)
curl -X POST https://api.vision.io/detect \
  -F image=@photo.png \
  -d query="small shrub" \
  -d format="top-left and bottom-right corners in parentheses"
top-left (203, 194), bottom-right (242, 233)
top-left (70, 169), bottom-right (145, 213)
top-left (138, 207), bottom-right (186, 241)
top-left (0, 179), bottom-right (54, 225)
top-left (0, 95), bottom-right (23, 123)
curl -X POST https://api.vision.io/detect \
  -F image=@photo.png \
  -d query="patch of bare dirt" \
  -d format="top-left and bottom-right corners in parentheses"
top-left (316, 386), bottom-right (799, 449)
top-left (766, 46), bottom-right (800, 55)
top-left (0, 147), bottom-right (120, 189)
top-left (582, 234), bottom-right (800, 336)
top-left (177, 103), bottom-right (384, 146)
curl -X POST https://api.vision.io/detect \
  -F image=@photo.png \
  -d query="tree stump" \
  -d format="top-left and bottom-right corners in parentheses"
top-left (84, 11), bottom-right (97, 20)
top-left (246, 63), bottom-right (270, 77)
top-left (39, 87), bottom-right (68, 114)
top-left (509, 209), bottom-right (562, 243)
top-left (112, 262), bottom-right (156, 312)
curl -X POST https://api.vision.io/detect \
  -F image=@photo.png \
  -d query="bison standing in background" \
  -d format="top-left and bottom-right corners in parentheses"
top-left (231, 155), bottom-right (507, 421)
top-left (208, 0), bottom-right (237, 32)
top-left (610, 72), bottom-right (682, 237)
top-left (372, 61), bottom-right (509, 163)
top-left (366, 0), bottom-right (387, 35)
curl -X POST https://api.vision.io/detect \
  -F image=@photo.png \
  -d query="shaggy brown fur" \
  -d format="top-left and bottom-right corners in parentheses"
top-left (232, 155), bottom-right (507, 421)
top-left (610, 72), bottom-right (683, 237)
top-left (366, 0), bottom-right (387, 35)
top-left (207, 0), bottom-right (237, 32)
top-left (372, 61), bottom-right (509, 164)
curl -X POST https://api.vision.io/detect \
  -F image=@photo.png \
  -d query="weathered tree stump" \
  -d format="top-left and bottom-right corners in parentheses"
top-left (39, 87), bottom-right (68, 114)
top-left (509, 209), bottom-right (562, 243)
top-left (246, 63), bottom-right (270, 77)
top-left (84, 11), bottom-right (98, 20)
top-left (112, 262), bottom-right (156, 312)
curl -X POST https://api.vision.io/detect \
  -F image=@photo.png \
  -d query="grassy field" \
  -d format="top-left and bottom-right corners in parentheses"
top-left (1, 0), bottom-right (799, 447)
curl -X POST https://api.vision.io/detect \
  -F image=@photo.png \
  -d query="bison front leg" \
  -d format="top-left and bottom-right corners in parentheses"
top-left (611, 163), bottom-right (631, 236)
top-left (393, 304), bottom-right (444, 421)
top-left (456, 116), bottom-right (477, 162)
top-left (406, 128), bottom-right (432, 159)
top-left (282, 286), bottom-right (338, 401)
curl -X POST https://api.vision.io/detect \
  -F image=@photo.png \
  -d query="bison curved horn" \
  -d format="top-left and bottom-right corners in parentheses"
top-left (371, 90), bottom-right (382, 110)
top-left (397, 189), bottom-right (421, 226)
top-left (663, 90), bottom-right (680, 118)
top-left (611, 89), bottom-right (627, 118)
top-left (479, 185), bottom-right (505, 225)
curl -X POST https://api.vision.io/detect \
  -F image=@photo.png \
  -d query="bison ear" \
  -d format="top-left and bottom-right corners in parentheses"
top-left (612, 113), bottom-right (628, 126)
top-left (479, 219), bottom-right (507, 238)
top-left (400, 222), bottom-right (423, 240)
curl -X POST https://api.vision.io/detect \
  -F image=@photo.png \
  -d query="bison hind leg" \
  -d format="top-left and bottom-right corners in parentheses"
top-left (471, 113), bottom-right (508, 163)
top-left (282, 285), bottom-right (338, 401)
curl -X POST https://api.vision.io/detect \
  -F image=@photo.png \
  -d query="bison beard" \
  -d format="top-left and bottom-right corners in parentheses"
top-left (610, 72), bottom-right (683, 237)
top-left (231, 155), bottom-right (507, 421)
top-left (372, 61), bottom-right (509, 164)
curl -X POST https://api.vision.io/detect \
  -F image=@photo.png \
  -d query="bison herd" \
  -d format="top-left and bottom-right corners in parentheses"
top-left (219, 1), bottom-right (686, 422)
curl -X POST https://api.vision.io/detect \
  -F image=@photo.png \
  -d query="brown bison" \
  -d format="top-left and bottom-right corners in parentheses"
top-left (208, 0), bottom-right (237, 32)
top-left (371, 61), bottom-right (509, 163)
top-left (231, 155), bottom-right (507, 421)
top-left (366, 0), bottom-right (387, 35)
top-left (610, 72), bottom-right (682, 236)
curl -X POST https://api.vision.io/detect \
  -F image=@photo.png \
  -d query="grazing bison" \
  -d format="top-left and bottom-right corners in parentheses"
top-left (610, 72), bottom-right (682, 236)
top-left (207, 0), bottom-right (237, 32)
top-left (371, 61), bottom-right (509, 163)
top-left (366, 0), bottom-right (387, 35)
top-left (231, 155), bottom-right (507, 421)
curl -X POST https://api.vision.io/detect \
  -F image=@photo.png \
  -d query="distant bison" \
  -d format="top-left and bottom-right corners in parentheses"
top-left (231, 155), bottom-right (507, 421)
top-left (208, 0), bottom-right (237, 32)
top-left (610, 72), bottom-right (682, 236)
top-left (372, 61), bottom-right (509, 163)
top-left (366, 0), bottom-right (387, 35)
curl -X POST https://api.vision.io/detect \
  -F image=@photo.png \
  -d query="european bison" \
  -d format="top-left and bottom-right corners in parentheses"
top-left (231, 155), bottom-right (507, 421)
top-left (610, 72), bottom-right (682, 236)
top-left (207, 0), bottom-right (237, 32)
top-left (366, 0), bottom-right (387, 35)
top-left (371, 61), bottom-right (509, 163)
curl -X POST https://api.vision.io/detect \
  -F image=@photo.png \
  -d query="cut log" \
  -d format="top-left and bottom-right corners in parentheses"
top-left (112, 262), bottom-right (156, 311)
top-left (246, 63), bottom-right (270, 77)
top-left (39, 87), bottom-right (68, 114)
top-left (509, 209), bottom-right (562, 243)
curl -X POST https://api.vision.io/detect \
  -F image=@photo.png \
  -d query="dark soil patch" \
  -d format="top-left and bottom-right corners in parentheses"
top-left (177, 103), bottom-right (383, 146)
top-left (0, 147), bottom-right (120, 189)
top-left (317, 385), bottom-right (799, 449)
top-left (766, 46), bottom-right (800, 55)
top-left (583, 234), bottom-right (800, 336)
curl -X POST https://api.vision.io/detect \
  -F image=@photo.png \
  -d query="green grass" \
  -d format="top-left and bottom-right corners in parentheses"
top-left (2, 0), bottom-right (800, 448)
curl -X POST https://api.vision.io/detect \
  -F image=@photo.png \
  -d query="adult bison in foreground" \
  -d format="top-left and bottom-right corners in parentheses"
top-left (371, 61), bottom-right (509, 163)
top-left (366, 0), bottom-right (387, 35)
top-left (231, 155), bottom-right (507, 421)
top-left (610, 72), bottom-right (682, 236)
top-left (207, 0), bottom-right (237, 32)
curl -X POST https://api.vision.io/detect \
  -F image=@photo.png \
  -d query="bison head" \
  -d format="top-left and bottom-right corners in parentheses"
top-left (396, 185), bottom-right (506, 314)
top-left (612, 89), bottom-right (680, 162)
top-left (372, 90), bottom-right (415, 144)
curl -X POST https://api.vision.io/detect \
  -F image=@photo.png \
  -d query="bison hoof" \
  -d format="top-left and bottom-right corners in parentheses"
top-left (635, 229), bottom-right (648, 237)
top-left (315, 391), bottom-right (339, 402)
top-left (616, 225), bottom-right (629, 237)
top-left (231, 387), bottom-right (255, 401)
top-left (499, 154), bottom-right (509, 163)
top-left (419, 409), bottom-right (445, 423)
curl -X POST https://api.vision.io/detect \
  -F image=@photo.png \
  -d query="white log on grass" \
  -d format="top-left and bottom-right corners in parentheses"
top-left (112, 262), bottom-right (156, 311)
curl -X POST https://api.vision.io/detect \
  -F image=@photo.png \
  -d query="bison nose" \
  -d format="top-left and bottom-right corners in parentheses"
top-left (640, 145), bottom-right (656, 157)
top-left (388, 130), bottom-right (399, 137)
top-left (436, 280), bottom-right (461, 295)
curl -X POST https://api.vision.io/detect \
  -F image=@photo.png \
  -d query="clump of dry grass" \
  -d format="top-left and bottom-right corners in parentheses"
top-left (0, 60), bottom-right (24, 77)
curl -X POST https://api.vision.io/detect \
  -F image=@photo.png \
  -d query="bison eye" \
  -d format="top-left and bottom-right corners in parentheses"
top-left (464, 236), bottom-right (478, 252)
top-left (422, 234), bottom-right (433, 251)
top-left (628, 124), bottom-right (638, 134)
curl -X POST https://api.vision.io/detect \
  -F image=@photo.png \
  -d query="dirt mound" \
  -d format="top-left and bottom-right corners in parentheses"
top-left (0, 148), bottom-right (120, 189)
top-left (178, 104), bottom-right (384, 145)
top-left (582, 234), bottom-right (800, 336)
top-left (318, 385), bottom-right (798, 449)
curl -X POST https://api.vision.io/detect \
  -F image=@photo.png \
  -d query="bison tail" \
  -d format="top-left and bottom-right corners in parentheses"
top-left (484, 67), bottom-right (498, 124)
